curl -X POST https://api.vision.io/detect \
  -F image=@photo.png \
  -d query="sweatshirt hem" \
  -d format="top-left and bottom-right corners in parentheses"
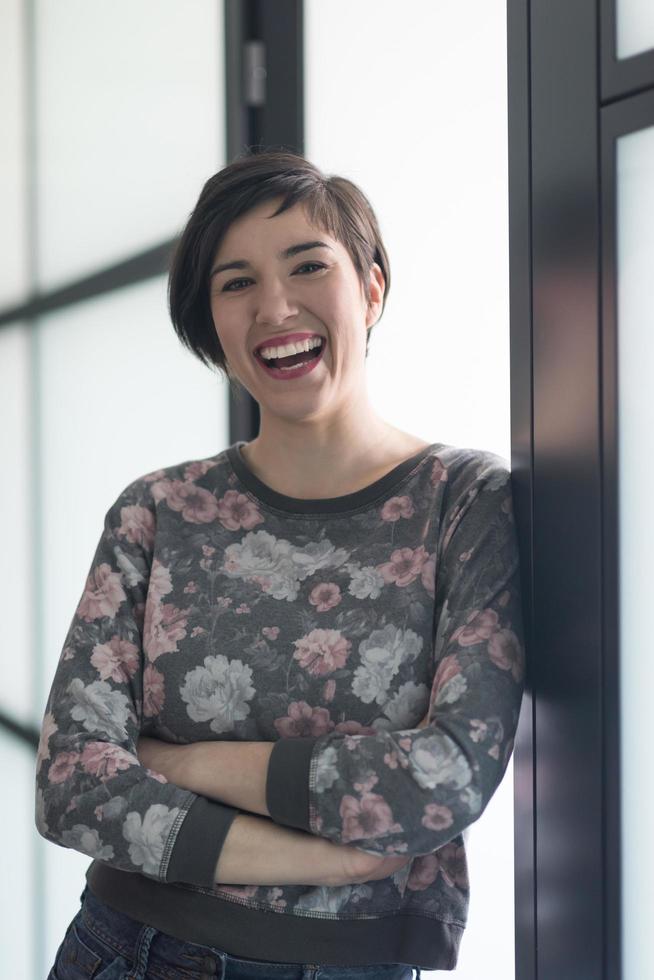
top-left (86, 861), bottom-right (463, 970)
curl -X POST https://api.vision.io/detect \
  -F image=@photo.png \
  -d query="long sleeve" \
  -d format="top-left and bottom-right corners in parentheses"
top-left (265, 451), bottom-right (526, 857)
top-left (34, 476), bottom-right (239, 886)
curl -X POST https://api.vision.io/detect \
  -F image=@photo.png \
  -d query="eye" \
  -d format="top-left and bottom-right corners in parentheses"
top-left (221, 262), bottom-right (325, 293)
top-left (294, 261), bottom-right (325, 275)
top-left (221, 277), bottom-right (252, 293)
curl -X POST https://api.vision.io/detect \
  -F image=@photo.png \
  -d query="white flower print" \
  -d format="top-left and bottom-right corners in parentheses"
top-left (435, 672), bottom-right (468, 706)
top-left (60, 824), bottom-right (114, 861)
top-left (222, 530), bottom-right (350, 602)
top-left (352, 625), bottom-right (423, 705)
top-left (112, 544), bottom-right (145, 588)
top-left (67, 678), bottom-right (131, 740)
top-left (295, 884), bottom-right (354, 913)
top-left (347, 564), bottom-right (385, 600)
top-left (409, 734), bottom-right (473, 791)
top-left (180, 655), bottom-right (255, 734)
top-left (122, 803), bottom-right (180, 875)
top-left (314, 745), bottom-right (339, 793)
top-left (383, 681), bottom-right (430, 727)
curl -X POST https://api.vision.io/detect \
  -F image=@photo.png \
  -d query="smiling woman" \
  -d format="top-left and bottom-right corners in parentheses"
top-left (36, 150), bottom-right (524, 979)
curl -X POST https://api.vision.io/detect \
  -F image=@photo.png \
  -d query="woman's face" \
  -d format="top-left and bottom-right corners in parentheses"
top-left (208, 197), bottom-right (384, 426)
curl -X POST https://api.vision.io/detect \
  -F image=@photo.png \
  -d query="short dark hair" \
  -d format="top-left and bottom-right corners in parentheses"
top-left (167, 149), bottom-right (391, 387)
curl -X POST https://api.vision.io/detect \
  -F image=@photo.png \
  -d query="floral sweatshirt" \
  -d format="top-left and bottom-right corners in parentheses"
top-left (34, 440), bottom-right (525, 971)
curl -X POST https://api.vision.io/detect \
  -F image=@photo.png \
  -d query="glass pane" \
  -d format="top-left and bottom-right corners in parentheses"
top-left (305, 0), bottom-right (511, 463)
top-left (617, 122), bottom-right (654, 980)
top-left (35, 0), bottom-right (224, 290)
top-left (0, 0), bottom-right (29, 307)
top-left (36, 277), bottom-right (229, 713)
top-left (306, 3), bottom-right (514, 977)
top-left (616, 0), bottom-right (654, 60)
top-left (0, 736), bottom-right (36, 979)
top-left (0, 324), bottom-right (34, 724)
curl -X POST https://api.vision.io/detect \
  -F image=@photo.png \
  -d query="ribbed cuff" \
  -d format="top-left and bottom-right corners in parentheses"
top-left (166, 796), bottom-right (241, 887)
top-left (265, 737), bottom-right (316, 833)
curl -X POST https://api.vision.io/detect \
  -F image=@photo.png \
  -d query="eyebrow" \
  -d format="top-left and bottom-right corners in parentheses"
top-left (209, 241), bottom-right (334, 279)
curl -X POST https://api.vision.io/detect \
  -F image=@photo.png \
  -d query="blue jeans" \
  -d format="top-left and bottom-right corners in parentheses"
top-left (47, 886), bottom-right (421, 979)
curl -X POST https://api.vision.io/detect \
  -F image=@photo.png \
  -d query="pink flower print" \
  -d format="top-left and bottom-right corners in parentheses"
top-left (421, 552), bottom-right (436, 597)
top-left (65, 796), bottom-right (78, 813)
top-left (430, 458), bottom-right (448, 488)
top-left (184, 460), bottom-right (219, 481)
top-left (49, 751), bottom-right (80, 784)
top-left (78, 563), bottom-right (126, 622)
top-left (339, 793), bottom-right (402, 843)
top-left (218, 884), bottom-right (259, 899)
top-left (377, 545), bottom-right (429, 587)
top-left (488, 743), bottom-right (500, 759)
top-left (452, 608), bottom-right (499, 647)
top-left (149, 559), bottom-right (173, 601)
top-left (488, 627), bottom-right (524, 682)
top-left (469, 719), bottom-right (489, 743)
top-left (149, 478), bottom-right (174, 504)
top-left (398, 737), bottom-right (412, 752)
top-left (216, 490), bottom-right (265, 531)
top-left (421, 803), bottom-right (454, 831)
top-left (190, 626), bottom-right (206, 637)
top-left (309, 582), bottom-right (342, 612)
top-left (438, 842), bottom-right (469, 889)
top-left (323, 679), bottom-right (336, 702)
top-left (407, 853), bottom-right (440, 891)
top-left (160, 480), bottom-right (221, 524)
top-left (234, 604), bottom-right (251, 615)
top-left (62, 645), bottom-right (74, 661)
top-left (80, 743), bottom-right (139, 782)
top-left (36, 712), bottom-right (58, 773)
top-left (91, 635), bottom-right (139, 683)
top-left (384, 751), bottom-right (399, 769)
top-left (142, 468), bottom-right (167, 483)
top-left (266, 887), bottom-right (287, 909)
top-left (144, 600), bottom-right (189, 661)
top-left (147, 769), bottom-right (168, 783)
top-left (183, 581), bottom-right (198, 594)
top-left (380, 495), bottom-right (415, 522)
top-left (335, 720), bottom-right (377, 735)
top-left (498, 589), bottom-right (510, 608)
top-left (143, 664), bottom-right (165, 717)
top-left (293, 629), bottom-right (351, 677)
top-left (117, 504), bottom-right (155, 552)
top-left (94, 804), bottom-right (104, 821)
top-left (262, 626), bottom-right (279, 641)
top-left (216, 597), bottom-right (233, 609)
top-left (202, 545), bottom-right (215, 557)
top-left (274, 701), bottom-right (335, 737)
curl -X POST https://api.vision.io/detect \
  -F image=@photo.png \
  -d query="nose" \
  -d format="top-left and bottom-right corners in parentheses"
top-left (254, 276), bottom-right (299, 327)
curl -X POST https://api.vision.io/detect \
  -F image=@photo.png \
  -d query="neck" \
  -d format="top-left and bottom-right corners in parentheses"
top-left (240, 408), bottom-right (411, 500)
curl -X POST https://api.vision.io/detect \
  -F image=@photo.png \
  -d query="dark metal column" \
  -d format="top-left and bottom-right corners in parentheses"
top-left (224, 0), bottom-right (304, 445)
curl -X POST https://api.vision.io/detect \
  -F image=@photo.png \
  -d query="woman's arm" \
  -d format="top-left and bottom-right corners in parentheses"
top-left (214, 812), bottom-right (412, 887)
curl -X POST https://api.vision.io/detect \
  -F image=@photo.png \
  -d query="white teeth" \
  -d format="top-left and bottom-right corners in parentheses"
top-left (258, 337), bottom-right (323, 361)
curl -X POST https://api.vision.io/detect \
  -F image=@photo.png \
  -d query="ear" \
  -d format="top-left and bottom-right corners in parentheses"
top-left (365, 262), bottom-right (385, 329)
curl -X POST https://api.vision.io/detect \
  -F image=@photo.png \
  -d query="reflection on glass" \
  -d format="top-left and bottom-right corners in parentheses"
top-left (616, 0), bottom-right (654, 60)
top-left (617, 123), bottom-right (654, 980)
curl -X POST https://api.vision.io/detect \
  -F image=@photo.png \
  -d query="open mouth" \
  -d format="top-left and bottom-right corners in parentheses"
top-left (255, 338), bottom-right (326, 379)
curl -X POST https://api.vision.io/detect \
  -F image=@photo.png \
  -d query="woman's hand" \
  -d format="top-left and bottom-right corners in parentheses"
top-left (136, 735), bottom-right (191, 785)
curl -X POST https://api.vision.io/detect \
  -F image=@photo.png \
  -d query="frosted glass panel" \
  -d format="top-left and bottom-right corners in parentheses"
top-left (0, 0), bottom-right (29, 306)
top-left (617, 124), bottom-right (654, 980)
top-left (306, 0), bottom-right (511, 463)
top-left (616, 0), bottom-right (654, 60)
top-left (35, 0), bottom-right (224, 289)
top-left (0, 325), bottom-right (34, 724)
top-left (36, 277), bottom-right (229, 711)
top-left (306, 3), bottom-right (513, 977)
top-left (0, 737), bottom-right (36, 979)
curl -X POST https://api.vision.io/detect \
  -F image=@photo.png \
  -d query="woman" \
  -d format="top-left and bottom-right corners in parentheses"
top-left (36, 150), bottom-right (525, 979)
